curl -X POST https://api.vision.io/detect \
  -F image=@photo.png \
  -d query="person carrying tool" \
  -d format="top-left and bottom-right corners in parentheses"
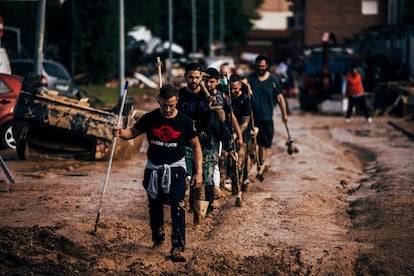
top-left (204, 67), bottom-right (242, 208)
top-left (112, 84), bottom-right (203, 263)
top-left (229, 74), bottom-right (252, 201)
top-left (247, 55), bottom-right (288, 173)
top-left (177, 62), bottom-right (217, 223)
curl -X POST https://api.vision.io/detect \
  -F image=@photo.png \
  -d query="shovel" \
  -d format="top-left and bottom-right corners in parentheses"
top-left (283, 122), bottom-right (299, 155)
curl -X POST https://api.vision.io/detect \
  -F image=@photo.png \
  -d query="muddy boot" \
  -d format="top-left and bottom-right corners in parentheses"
top-left (152, 227), bottom-right (165, 249)
top-left (193, 200), bottom-right (209, 225)
top-left (214, 186), bottom-right (225, 199)
top-left (170, 248), bottom-right (186, 262)
top-left (241, 179), bottom-right (249, 192)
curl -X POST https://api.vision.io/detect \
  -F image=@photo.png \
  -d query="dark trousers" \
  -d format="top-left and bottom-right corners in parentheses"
top-left (346, 96), bottom-right (370, 119)
top-left (144, 167), bottom-right (187, 250)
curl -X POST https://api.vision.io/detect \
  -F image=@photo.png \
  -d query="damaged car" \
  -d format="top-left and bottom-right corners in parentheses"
top-left (12, 73), bottom-right (138, 161)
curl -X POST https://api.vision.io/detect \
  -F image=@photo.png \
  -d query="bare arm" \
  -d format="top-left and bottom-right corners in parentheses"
top-left (239, 116), bottom-right (251, 135)
top-left (277, 94), bottom-right (288, 123)
top-left (231, 112), bottom-right (243, 146)
top-left (188, 136), bottom-right (203, 188)
top-left (112, 126), bottom-right (141, 140)
top-left (241, 78), bottom-right (253, 96)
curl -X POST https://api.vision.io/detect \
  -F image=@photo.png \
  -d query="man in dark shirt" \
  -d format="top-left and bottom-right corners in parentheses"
top-left (204, 67), bottom-right (242, 206)
top-left (177, 62), bottom-right (215, 224)
top-left (247, 55), bottom-right (288, 169)
top-left (113, 84), bottom-right (202, 262)
top-left (229, 74), bottom-right (252, 200)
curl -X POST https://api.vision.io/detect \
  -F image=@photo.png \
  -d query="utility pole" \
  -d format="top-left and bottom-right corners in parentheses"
top-left (118, 0), bottom-right (125, 98)
top-left (220, 0), bottom-right (225, 56)
top-left (209, 0), bottom-right (214, 57)
top-left (33, 0), bottom-right (46, 75)
top-left (168, 0), bottom-right (173, 83)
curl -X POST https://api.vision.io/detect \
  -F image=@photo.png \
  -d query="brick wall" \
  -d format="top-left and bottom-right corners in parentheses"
top-left (305, 0), bottom-right (387, 45)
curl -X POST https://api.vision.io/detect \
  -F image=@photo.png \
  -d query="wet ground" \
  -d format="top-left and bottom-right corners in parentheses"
top-left (0, 98), bottom-right (413, 275)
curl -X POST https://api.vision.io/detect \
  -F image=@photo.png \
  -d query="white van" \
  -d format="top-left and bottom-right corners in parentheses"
top-left (0, 48), bottom-right (11, 74)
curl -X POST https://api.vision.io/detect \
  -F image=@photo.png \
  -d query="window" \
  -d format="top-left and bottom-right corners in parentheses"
top-left (362, 0), bottom-right (378, 15)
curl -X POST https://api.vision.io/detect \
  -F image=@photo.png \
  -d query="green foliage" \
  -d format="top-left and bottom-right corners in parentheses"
top-left (79, 84), bottom-right (149, 108)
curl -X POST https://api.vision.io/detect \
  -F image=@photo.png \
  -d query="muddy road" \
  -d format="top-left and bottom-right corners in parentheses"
top-left (0, 98), bottom-right (413, 275)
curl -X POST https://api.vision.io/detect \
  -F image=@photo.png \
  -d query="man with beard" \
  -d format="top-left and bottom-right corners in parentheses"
top-left (247, 55), bottom-right (288, 171)
top-left (177, 62), bottom-right (215, 224)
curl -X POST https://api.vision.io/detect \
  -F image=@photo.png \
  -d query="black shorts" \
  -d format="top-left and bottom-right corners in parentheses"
top-left (255, 120), bottom-right (274, 148)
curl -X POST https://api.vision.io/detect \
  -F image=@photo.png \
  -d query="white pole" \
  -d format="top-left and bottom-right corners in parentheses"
top-left (118, 0), bottom-right (125, 98)
top-left (209, 0), bottom-right (214, 57)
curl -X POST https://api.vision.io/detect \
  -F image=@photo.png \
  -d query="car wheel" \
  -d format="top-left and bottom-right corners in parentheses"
top-left (0, 122), bottom-right (16, 149)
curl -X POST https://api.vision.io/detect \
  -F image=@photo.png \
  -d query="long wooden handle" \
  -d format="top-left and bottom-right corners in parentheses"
top-left (157, 57), bottom-right (162, 88)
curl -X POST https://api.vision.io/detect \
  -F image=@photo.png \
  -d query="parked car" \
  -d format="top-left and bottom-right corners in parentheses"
top-left (10, 59), bottom-right (75, 97)
top-left (12, 73), bottom-right (137, 161)
top-left (0, 73), bottom-right (22, 149)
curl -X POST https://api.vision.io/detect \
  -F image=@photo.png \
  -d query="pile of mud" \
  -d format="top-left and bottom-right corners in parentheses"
top-left (0, 226), bottom-right (93, 274)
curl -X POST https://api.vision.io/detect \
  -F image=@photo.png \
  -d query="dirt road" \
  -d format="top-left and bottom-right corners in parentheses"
top-left (0, 98), bottom-right (413, 275)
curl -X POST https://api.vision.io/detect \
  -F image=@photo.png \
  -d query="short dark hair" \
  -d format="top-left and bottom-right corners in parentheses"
top-left (255, 54), bottom-right (271, 66)
top-left (206, 67), bottom-right (220, 79)
top-left (229, 74), bottom-right (241, 83)
top-left (159, 84), bottom-right (178, 99)
top-left (185, 62), bottom-right (202, 74)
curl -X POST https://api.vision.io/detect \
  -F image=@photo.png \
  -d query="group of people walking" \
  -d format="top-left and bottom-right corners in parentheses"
top-left (112, 54), bottom-right (289, 262)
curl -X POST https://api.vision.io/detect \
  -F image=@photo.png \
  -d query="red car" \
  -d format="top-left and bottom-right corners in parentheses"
top-left (0, 73), bottom-right (22, 149)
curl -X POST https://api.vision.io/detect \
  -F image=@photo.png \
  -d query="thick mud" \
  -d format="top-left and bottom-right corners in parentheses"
top-left (1, 98), bottom-right (413, 275)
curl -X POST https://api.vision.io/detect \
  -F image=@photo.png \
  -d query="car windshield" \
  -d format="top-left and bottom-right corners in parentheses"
top-left (43, 62), bottom-right (70, 79)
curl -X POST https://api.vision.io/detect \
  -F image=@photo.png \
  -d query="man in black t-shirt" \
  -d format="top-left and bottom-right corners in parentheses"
top-left (229, 74), bottom-right (252, 195)
top-left (247, 55), bottom-right (288, 168)
top-left (113, 84), bottom-right (202, 262)
top-left (177, 62), bottom-right (216, 223)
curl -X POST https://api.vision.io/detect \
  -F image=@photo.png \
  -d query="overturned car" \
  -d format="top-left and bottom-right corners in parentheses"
top-left (12, 73), bottom-right (138, 161)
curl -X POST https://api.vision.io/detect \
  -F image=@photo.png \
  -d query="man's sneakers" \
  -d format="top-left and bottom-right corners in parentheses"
top-left (171, 248), bottom-right (186, 262)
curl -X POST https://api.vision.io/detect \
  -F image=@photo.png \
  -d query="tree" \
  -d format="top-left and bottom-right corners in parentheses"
top-left (1, 0), bottom-right (263, 84)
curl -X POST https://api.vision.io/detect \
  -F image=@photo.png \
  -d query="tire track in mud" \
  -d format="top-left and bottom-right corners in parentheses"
top-left (322, 117), bottom-right (414, 275)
